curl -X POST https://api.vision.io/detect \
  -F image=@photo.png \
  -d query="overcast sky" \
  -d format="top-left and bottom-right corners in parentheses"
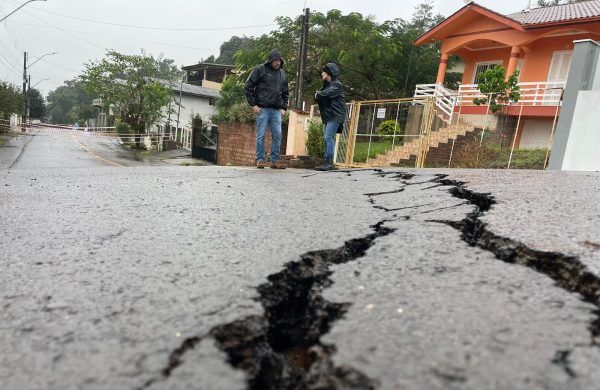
top-left (0, 0), bottom-right (533, 95)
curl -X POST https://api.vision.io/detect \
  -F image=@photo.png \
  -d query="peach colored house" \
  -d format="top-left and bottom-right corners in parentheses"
top-left (413, 1), bottom-right (600, 148)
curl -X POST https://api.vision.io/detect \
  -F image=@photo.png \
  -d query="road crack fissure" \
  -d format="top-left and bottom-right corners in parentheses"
top-left (429, 175), bottom-right (600, 351)
top-left (142, 221), bottom-right (394, 389)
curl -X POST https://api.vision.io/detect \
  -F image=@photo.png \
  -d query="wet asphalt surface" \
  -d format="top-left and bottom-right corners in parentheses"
top-left (1, 133), bottom-right (599, 390)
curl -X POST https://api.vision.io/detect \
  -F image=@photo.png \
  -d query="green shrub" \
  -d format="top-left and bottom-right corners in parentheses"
top-left (306, 119), bottom-right (324, 158)
top-left (377, 120), bottom-right (402, 141)
top-left (191, 113), bottom-right (203, 129)
top-left (490, 147), bottom-right (548, 169)
top-left (229, 102), bottom-right (255, 124)
top-left (451, 136), bottom-right (497, 168)
top-left (116, 122), bottom-right (133, 134)
top-left (473, 65), bottom-right (520, 113)
top-left (210, 76), bottom-right (251, 124)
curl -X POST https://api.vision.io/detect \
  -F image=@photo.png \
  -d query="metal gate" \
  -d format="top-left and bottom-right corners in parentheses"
top-left (192, 125), bottom-right (218, 163)
top-left (312, 96), bottom-right (436, 168)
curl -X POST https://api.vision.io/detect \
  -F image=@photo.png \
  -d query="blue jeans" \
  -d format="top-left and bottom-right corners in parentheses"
top-left (323, 122), bottom-right (340, 161)
top-left (256, 108), bottom-right (282, 162)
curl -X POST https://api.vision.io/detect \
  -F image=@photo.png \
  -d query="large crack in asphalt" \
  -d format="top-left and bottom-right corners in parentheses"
top-left (141, 170), bottom-right (600, 389)
top-left (427, 175), bottom-right (600, 348)
top-left (141, 220), bottom-right (395, 390)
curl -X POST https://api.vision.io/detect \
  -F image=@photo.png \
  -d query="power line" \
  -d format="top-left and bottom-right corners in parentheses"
top-left (20, 8), bottom-right (106, 50)
top-left (26, 5), bottom-right (277, 31)
top-left (39, 58), bottom-right (79, 73)
top-left (0, 54), bottom-right (22, 76)
top-left (0, 48), bottom-right (21, 73)
top-left (17, 21), bottom-right (218, 52)
top-left (0, 35), bottom-right (20, 65)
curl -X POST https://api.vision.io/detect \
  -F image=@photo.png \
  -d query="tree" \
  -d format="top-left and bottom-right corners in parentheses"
top-left (473, 66), bottom-right (520, 113)
top-left (27, 88), bottom-right (46, 120)
top-left (0, 81), bottom-right (24, 120)
top-left (232, 2), bottom-right (446, 104)
top-left (215, 36), bottom-right (252, 65)
top-left (47, 79), bottom-right (95, 124)
top-left (387, 1), bottom-right (448, 96)
top-left (81, 50), bottom-right (180, 139)
top-left (200, 55), bottom-right (216, 64)
top-left (210, 76), bottom-right (254, 124)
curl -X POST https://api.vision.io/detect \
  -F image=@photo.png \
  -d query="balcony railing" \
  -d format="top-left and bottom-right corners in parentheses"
top-left (457, 81), bottom-right (565, 106)
top-left (415, 81), bottom-right (566, 122)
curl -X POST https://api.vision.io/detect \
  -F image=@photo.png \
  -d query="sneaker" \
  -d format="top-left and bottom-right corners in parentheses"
top-left (256, 160), bottom-right (267, 169)
top-left (315, 160), bottom-right (334, 171)
top-left (270, 161), bottom-right (287, 170)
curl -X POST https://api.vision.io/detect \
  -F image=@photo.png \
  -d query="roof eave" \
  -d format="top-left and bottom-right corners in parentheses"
top-left (415, 2), bottom-right (525, 46)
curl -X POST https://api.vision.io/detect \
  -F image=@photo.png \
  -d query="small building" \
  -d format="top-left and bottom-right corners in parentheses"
top-left (414, 0), bottom-right (600, 149)
top-left (182, 63), bottom-right (236, 91)
top-left (152, 82), bottom-right (221, 135)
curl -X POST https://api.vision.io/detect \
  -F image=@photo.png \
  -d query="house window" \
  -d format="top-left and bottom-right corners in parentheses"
top-left (472, 61), bottom-right (502, 83)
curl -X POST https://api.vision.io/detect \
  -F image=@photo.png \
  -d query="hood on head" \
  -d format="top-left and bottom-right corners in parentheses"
top-left (265, 49), bottom-right (285, 68)
top-left (323, 63), bottom-right (340, 79)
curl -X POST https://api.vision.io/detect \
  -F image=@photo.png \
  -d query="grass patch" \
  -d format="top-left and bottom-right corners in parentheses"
top-left (353, 140), bottom-right (394, 163)
top-left (452, 137), bottom-right (548, 169)
top-left (490, 147), bottom-right (548, 169)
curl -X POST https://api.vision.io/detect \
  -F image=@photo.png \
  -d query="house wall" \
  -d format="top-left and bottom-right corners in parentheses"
top-left (150, 94), bottom-right (216, 133)
top-left (461, 47), bottom-right (512, 84)
top-left (460, 34), bottom-right (597, 85)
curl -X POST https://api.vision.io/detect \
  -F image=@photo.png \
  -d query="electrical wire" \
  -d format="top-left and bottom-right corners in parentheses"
top-left (0, 55), bottom-right (22, 76)
top-left (25, 5), bottom-right (276, 32)
top-left (0, 48), bottom-right (21, 73)
top-left (19, 8), bottom-right (106, 50)
top-left (17, 21), bottom-right (218, 52)
top-left (0, 36), bottom-right (20, 65)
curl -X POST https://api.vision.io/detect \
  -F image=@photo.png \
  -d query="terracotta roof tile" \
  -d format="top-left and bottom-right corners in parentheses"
top-left (508, 0), bottom-right (600, 25)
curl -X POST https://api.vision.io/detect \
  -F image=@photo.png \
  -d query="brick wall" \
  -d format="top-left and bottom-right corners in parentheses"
top-left (217, 122), bottom-right (288, 166)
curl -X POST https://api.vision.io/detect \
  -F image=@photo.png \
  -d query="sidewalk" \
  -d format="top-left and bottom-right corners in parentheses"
top-left (0, 133), bottom-right (33, 169)
top-left (149, 148), bottom-right (214, 166)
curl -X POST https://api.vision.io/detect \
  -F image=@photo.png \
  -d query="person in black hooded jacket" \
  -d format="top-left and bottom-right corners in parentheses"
top-left (314, 63), bottom-right (346, 171)
top-left (244, 49), bottom-right (289, 169)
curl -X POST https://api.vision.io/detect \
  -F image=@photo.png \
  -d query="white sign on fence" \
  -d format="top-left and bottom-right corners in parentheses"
top-left (377, 108), bottom-right (386, 119)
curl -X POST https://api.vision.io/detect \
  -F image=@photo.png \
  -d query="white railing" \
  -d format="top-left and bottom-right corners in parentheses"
top-left (414, 83), bottom-right (457, 123)
top-left (415, 81), bottom-right (566, 114)
top-left (457, 81), bottom-right (566, 106)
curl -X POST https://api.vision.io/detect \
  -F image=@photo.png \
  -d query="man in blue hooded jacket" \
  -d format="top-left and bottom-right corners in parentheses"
top-left (315, 63), bottom-right (346, 171)
top-left (244, 49), bottom-right (289, 169)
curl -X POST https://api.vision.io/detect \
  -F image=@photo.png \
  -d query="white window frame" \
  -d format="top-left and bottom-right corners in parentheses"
top-left (472, 60), bottom-right (502, 83)
top-left (546, 50), bottom-right (573, 83)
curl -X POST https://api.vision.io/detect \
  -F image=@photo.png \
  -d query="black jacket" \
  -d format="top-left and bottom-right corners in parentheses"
top-left (244, 49), bottom-right (289, 110)
top-left (315, 63), bottom-right (346, 126)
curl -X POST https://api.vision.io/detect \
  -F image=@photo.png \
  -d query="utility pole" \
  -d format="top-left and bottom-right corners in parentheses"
top-left (22, 52), bottom-right (27, 131)
top-left (294, 8), bottom-right (310, 110)
top-left (27, 75), bottom-right (31, 119)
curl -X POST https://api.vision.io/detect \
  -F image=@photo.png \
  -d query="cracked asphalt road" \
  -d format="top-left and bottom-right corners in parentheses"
top-left (1, 134), bottom-right (600, 389)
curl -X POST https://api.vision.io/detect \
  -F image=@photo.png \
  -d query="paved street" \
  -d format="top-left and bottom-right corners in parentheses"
top-left (1, 133), bottom-right (599, 390)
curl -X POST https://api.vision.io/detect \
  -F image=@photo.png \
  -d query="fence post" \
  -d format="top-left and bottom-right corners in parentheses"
top-left (544, 89), bottom-right (564, 170)
top-left (507, 103), bottom-right (525, 169)
top-left (365, 103), bottom-right (377, 166)
top-left (416, 97), bottom-right (435, 168)
top-left (345, 101), bottom-right (360, 167)
top-left (479, 94), bottom-right (492, 146)
top-left (387, 100), bottom-right (402, 166)
top-left (448, 97), bottom-right (463, 167)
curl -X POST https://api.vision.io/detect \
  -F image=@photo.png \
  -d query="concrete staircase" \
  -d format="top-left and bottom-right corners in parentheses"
top-left (365, 121), bottom-right (475, 167)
